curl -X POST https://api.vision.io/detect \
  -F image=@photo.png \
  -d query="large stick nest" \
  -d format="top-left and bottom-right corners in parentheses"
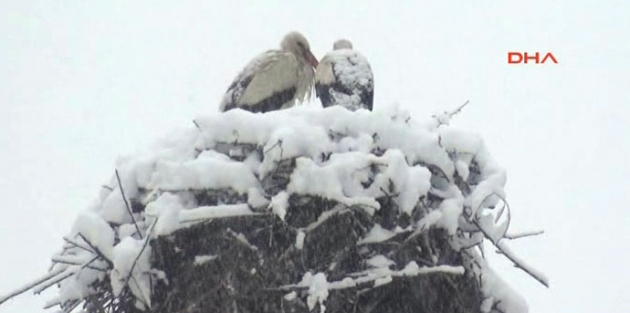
top-left (2, 106), bottom-right (545, 313)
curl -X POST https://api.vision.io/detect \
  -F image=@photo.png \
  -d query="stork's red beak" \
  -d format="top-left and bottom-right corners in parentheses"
top-left (305, 50), bottom-right (319, 68)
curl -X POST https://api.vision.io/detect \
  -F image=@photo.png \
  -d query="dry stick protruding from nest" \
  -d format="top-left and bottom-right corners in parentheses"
top-left (59, 299), bottom-right (81, 313)
top-left (50, 256), bottom-right (107, 272)
top-left (47, 236), bottom-right (95, 272)
top-left (0, 233), bottom-right (117, 306)
top-left (432, 99), bottom-right (470, 128)
top-left (505, 230), bottom-right (545, 240)
top-left (115, 169), bottom-right (142, 240)
top-left (63, 236), bottom-right (96, 253)
top-left (77, 233), bottom-right (113, 267)
top-left (449, 99), bottom-right (470, 117)
top-left (469, 192), bottom-right (549, 288)
top-left (0, 267), bottom-right (66, 305)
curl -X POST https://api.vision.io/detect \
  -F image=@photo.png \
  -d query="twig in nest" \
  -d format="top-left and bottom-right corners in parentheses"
top-left (302, 204), bottom-right (348, 233)
top-left (449, 100), bottom-right (470, 117)
top-left (62, 236), bottom-right (94, 253)
top-left (121, 217), bottom-right (158, 295)
top-left (470, 193), bottom-right (549, 287)
top-left (432, 99), bottom-right (470, 127)
top-left (505, 230), bottom-right (545, 240)
top-left (51, 256), bottom-right (107, 272)
top-left (264, 139), bottom-right (284, 158)
top-left (0, 267), bottom-right (65, 305)
top-left (34, 256), bottom-right (101, 294)
top-left (60, 299), bottom-right (81, 313)
top-left (77, 233), bottom-right (113, 266)
top-left (115, 169), bottom-right (143, 239)
top-left (128, 275), bottom-right (151, 308)
top-left (232, 129), bottom-right (240, 144)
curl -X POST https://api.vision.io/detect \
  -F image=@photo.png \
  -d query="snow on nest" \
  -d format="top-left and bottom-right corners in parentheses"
top-left (43, 104), bottom-right (527, 313)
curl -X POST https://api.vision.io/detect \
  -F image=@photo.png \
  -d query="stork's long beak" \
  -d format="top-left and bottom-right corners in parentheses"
top-left (305, 50), bottom-right (319, 68)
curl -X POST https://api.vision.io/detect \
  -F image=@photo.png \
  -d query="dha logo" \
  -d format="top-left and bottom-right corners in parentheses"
top-left (508, 52), bottom-right (558, 64)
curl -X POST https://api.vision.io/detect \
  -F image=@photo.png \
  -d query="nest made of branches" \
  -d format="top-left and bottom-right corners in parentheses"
top-left (0, 105), bottom-right (546, 313)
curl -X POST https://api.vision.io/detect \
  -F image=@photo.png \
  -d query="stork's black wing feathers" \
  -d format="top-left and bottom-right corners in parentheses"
top-left (315, 82), bottom-right (334, 109)
top-left (360, 76), bottom-right (374, 111)
top-left (249, 87), bottom-right (297, 113)
top-left (221, 74), bottom-right (255, 112)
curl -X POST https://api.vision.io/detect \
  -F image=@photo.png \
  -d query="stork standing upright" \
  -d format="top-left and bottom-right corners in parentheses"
top-left (315, 39), bottom-right (374, 111)
top-left (219, 32), bottom-right (319, 113)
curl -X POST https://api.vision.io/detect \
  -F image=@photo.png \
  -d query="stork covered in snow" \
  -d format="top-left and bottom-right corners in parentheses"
top-left (219, 32), bottom-right (319, 113)
top-left (315, 39), bottom-right (374, 111)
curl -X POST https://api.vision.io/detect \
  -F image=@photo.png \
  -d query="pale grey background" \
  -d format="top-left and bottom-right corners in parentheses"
top-left (1, 1), bottom-right (629, 312)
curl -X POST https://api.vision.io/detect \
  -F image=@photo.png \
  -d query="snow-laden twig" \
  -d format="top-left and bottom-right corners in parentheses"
top-left (50, 255), bottom-right (107, 272)
top-left (60, 299), bottom-right (80, 313)
top-left (0, 267), bottom-right (65, 305)
top-left (77, 233), bottom-right (113, 266)
top-left (448, 100), bottom-right (470, 116)
top-left (505, 230), bottom-right (545, 240)
top-left (33, 269), bottom-right (77, 295)
top-left (227, 228), bottom-right (259, 251)
top-left (303, 204), bottom-right (347, 232)
top-left (115, 169), bottom-right (143, 239)
top-left (469, 193), bottom-right (549, 287)
top-left (432, 100), bottom-right (470, 127)
top-left (178, 204), bottom-right (257, 223)
top-left (34, 256), bottom-right (101, 294)
top-left (278, 263), bottom-right (465, 293)
top-left (62, 236), bottom-right (94, 253)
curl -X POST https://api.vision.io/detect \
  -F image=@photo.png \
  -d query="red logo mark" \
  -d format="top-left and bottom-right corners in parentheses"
top-left (508, 52), bottom-right (558, 64)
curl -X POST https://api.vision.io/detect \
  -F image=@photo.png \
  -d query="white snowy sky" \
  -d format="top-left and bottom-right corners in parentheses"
top-left (1, 1), bottom-right (629, 312)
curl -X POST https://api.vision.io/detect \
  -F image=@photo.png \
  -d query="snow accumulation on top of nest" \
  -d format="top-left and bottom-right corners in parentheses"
top-left (0, 104), bottom-right (546, 313)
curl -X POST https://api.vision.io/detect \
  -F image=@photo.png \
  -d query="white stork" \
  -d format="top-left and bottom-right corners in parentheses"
top-left (219, 32), bottom-right (319, 113)
top-left (315, 39), bottom-right (374, 111)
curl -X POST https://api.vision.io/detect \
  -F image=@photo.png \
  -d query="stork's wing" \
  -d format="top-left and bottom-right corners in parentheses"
top-left (220, 50), bottom-right (300, 113)
top-left (314, 57), bottom-right (336, 108)
top-left (314, 49), bottom-right (374, 111)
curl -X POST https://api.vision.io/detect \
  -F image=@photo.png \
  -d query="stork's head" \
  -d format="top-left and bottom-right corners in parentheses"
top-left (281, 31), bottom-right (319, 68)
top-left (333, 39), bottom-right (353, 50)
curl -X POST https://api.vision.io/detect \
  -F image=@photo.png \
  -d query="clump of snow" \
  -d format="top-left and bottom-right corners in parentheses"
top-left (194, 255), bottom-right (217, 265)
top-left (149, 150), bottom-right (258, 193)
top-left (295, 230), bottom-right (306, 250)
top-left (283, 291), bottom-right (297, 301)
top-left (366, 255), bottom-right (395, 269)
top-left (247, 187), bottom-right (269, 208)
top-left (358, 224), bottom-right (396, 244)
top-left (110, 237), bottom-right (152, 308)
top-left (179, 204), bottom-right (256, 223)
top-left (298, 272), bottom-right (329, 313)
top-left (269, 191), bottom-right (289, 220)
top-left (145, 192), bottom-right (186, 236)
top-left (69, 212), bottom-right (116, 261)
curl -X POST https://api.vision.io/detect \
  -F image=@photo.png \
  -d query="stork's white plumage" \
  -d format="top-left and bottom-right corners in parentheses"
top-left (219, 32), bottom-right (319, 113)
top-left (315, 39), bottom-right (374, 111)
